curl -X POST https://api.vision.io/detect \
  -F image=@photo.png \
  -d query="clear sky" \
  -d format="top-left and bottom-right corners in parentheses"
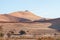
top-left (0, 0), bottom-right (60, 18)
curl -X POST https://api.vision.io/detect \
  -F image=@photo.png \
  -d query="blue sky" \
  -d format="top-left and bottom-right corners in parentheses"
top-left (0, 0), bottom-right (60, 18)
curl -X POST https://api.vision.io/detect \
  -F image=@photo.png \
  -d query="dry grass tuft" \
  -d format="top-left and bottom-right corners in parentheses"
top-left (37, 37), bottom-right (56, 40)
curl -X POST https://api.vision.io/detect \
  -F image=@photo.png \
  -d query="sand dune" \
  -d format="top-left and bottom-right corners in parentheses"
top-left (9, 11), bottom-right (41, 21)
top-left (0, 11), bottom-right (42, 22)
top-left (0, 11), bottom-right (60, 31)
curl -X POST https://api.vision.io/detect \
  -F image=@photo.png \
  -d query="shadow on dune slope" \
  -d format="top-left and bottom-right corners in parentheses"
top-left (34, 18), bottom-right (60, 31)
top-left (48, 18), bottom-right (60, 31)
top-left (0, 14), bottom-right (31, 23)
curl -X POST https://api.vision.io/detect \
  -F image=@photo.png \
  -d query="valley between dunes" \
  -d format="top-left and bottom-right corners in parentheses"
top-left (0, 11), bottom-right (60, 40)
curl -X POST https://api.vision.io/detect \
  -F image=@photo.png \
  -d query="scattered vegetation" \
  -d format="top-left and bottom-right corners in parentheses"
top-left (56, 38), bottom-right (60, 40)
top-left (0, 36), bottom-right (60, 40)
top-left (0, 25), bottom-right (4, 37)
top-left (37, 37), bottom-right (56, 40)
top-left (0, 32), bottom-right (4, 37)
